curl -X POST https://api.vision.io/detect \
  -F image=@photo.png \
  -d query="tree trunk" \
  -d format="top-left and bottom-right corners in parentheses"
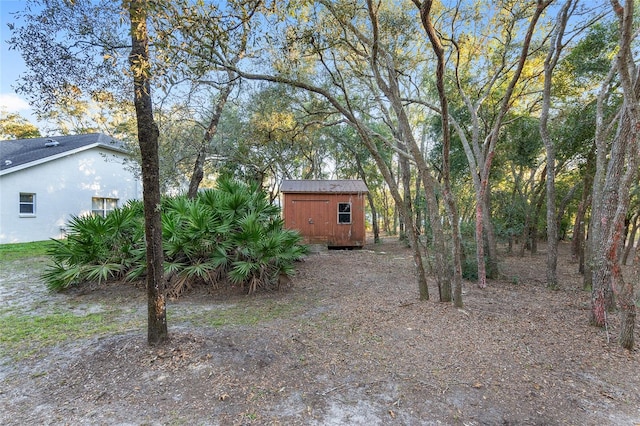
top-left (622, 213), bottom-right (638, 265)
top-left (540, 0), bottom-right (575, 289)
top-left (590, 0), bottom-right (639, 348)
top-left (399, 140), bottom-right (412, 245)
top-left (382, 189), bottom-right (392, 234)
top-left (368, 191), bottom-right (380, 244)
top-left (572, 200), bottom-right (587, 274)
top-left (573, 159), bottom-right (593, 276)
top-left (366, 1), bottom-right (454, 301)
top-left (544, 155), bottom-right (558, 287)
top-left (482, 187), bottom-right (499, 278)
top-left (354, 157), bottom-right (380, 244)
top-left (572, 201), bottom-right (585, 258)
top-left (127, 0), bottom-right (168, 346)
top-left (519, 203), bottom-right (530, 257)
top-left (474, 189), bottom-right (488, 288)
top-left (530, 188), bottom-right (547, 256)
top-left (416, 0), bottom-right (463, 306)
top-left (187, 80), bottom-right (234, 198)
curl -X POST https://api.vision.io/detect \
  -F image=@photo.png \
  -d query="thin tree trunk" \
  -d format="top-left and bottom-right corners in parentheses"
top-left (590, 0), bottom-right (639, 348)
top-left (416, 0), bottom-right (463, 306)
top-left (475, 189), bottom-right (487, 288)
top-left (395, 158), bottom-right (404, 239)
top-left (622, 213), bottom-right (639, 264)
top-left (540, 0), bottom-right (575, 289)
top-left (544, 148), bottom-right (558, 287)
top-left (382, 188), bottom-right (392, 235)
top-left (399, 140), bottom-right (412, 244)
top-left (368, 191), bottom-right (380, 244)
top-left (366, 0), bottom-right (451, 300)
top-left (572, 198), bottom-right (589, 276)
top-left (574, 152), bottom-right (594, 276)
top-left (483, 188), bottom-right (499, 277)
top-left (355, 157), bottom-right (380, 244)
top-left (414, 175), bottom-right (422, 235)
top-left (127, 0), bottom-right (167, 346)
top-left (187, 80), bottom-right (234, 198)
top-left (460, 1), bottom-right (549, 288)
top-left (531, 188), bottom-right (547, 255)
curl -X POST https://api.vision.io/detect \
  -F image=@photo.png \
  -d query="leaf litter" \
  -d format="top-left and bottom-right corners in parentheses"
top-left (0, 238), bottom-right (639, 425)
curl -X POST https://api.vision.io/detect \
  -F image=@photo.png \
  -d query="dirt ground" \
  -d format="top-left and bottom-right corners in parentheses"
top-left (1, 237), bottom-right (639, 425)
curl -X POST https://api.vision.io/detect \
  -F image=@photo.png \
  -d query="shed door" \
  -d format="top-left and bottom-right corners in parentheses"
top-left (289, 199), bottom-right (330, 242)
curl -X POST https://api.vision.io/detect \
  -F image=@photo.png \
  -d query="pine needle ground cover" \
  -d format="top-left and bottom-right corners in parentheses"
top-left (1, 239), bottom-right (639, 424)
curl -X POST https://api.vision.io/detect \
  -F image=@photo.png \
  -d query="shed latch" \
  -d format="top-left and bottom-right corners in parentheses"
top-left (308, 218), bottom-right (314, 224)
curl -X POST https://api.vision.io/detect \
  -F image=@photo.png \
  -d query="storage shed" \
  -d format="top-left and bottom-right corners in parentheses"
top-left (281, 179), bottom-right (368, 248)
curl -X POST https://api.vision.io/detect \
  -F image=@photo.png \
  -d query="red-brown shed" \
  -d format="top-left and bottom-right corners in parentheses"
top-left (281, 179), bottom-right (368, 248)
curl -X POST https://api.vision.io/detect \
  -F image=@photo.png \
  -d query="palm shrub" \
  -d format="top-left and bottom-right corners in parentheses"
top-left (205, 178), bottom-right (307, 294)
top-left (43, 177), bottom-right (307, 296)
top-left (229, 213), bottom-right (307, 293)
top-left (161, 194), bottom-right (231, 296)
top-left (43, 200), bottom-right (144, 291)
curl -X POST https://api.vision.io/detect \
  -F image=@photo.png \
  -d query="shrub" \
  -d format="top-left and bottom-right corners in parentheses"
top-left (42, 178), bottom-right (307, 295)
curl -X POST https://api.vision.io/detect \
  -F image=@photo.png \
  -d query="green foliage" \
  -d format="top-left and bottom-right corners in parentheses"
top-left (459, 222), bottom-right (480, 281)
top-left (42, 201), bottom-right (144, 291)
top-left (42, 178), bottom-right (307, 295)
top-left (561, 23), bottom-right (618, 86)
top-left (491, 191), bottom-right (527, 242)
top-left (502, 116), bottom-right (542, 169)
top-left (0, 112), bottom-right (41, 140)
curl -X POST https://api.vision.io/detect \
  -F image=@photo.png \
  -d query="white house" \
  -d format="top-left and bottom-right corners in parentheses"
top-left (0, 133), bottom-right (141, 244)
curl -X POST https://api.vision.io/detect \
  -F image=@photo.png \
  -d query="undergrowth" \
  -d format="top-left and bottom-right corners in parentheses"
top-left (42, 178), bottom-right (307, 296)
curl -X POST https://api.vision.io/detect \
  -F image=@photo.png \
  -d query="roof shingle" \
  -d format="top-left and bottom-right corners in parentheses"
top-left (0, 133), bottom-right (129, 172)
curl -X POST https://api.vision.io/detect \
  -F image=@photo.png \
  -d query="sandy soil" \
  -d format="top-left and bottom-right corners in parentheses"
top-left (1, 238), bottom-right (639, 425)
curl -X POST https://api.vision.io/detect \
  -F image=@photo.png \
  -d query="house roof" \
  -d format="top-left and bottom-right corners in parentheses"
top-left (281, 179), bottom-right (368, 193)
top-left (0, 133), bottom-right (130, 175)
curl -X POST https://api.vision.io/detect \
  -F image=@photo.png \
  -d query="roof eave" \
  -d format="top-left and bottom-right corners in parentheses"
top-left (0, 143), bottom-right (133, 176)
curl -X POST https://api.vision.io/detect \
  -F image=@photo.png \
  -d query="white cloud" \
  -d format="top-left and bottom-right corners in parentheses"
top-left (0, 93), bottom-right (31, 112)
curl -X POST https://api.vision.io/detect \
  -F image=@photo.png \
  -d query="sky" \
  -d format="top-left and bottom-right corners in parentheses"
top-left (0, 0), bottom-right (37, 121)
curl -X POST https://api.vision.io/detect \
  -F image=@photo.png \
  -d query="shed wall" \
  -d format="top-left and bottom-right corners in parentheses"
top-left (283, 192), bottom-right (366, 247)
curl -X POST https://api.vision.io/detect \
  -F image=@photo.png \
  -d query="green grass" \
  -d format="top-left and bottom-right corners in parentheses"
top-left (0, 309), bottom-right (143, 359)
top-left (0, 240), bottom-right (53, 261)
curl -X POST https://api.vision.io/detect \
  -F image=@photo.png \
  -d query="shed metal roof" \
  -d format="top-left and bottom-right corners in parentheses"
top-left (281, 179), bottom-right (368, 193)
top-left (0, 133), bottom-right (130, 174)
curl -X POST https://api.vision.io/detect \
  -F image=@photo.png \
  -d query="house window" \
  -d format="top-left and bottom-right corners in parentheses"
top-left (338, 202), bottom-right (351, 224)
top-left (92, 197), bottom-right (118, 217)
top-left (19, 193), bottom-right (36, 215)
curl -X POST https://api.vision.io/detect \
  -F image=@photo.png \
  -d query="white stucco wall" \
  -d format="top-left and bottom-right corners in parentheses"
top-left (0, 148), bottom-right (141, 244)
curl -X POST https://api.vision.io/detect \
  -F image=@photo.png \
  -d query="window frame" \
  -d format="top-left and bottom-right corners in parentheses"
top-left (19, 192), bottom-right (36, 216)
top-left (337, 202), bottom-right (352, 224)
top-left (92, 197), bottom-right (119, 218)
